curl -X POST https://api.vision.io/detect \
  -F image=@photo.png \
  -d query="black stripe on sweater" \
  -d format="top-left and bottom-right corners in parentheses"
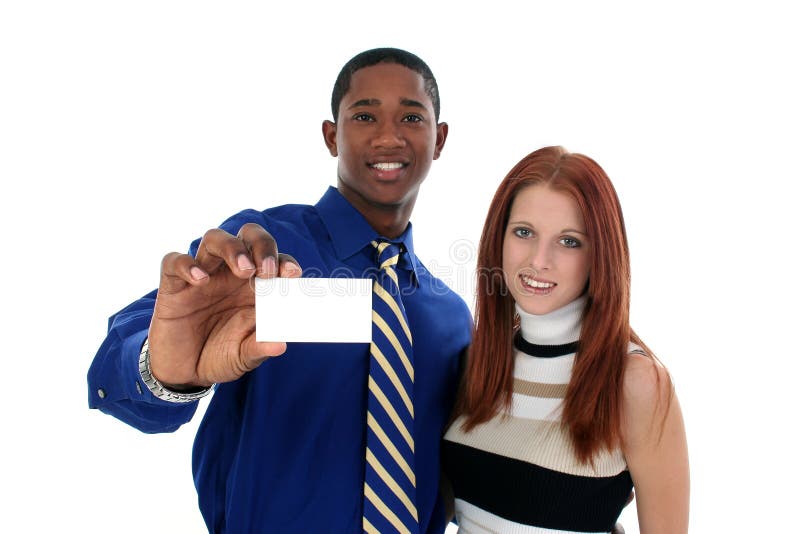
top-left (514, 331), bottom-right (579, 358)
top-left (441, 440), bottom-right (632, 532)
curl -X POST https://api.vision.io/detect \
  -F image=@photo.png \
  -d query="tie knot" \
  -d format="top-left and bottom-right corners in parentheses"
top-left (371, 240), bottom-right (402, 270)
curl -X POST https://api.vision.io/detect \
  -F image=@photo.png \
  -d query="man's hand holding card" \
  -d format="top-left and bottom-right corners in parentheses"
top-left (146, 223), bottom-right (302, 390)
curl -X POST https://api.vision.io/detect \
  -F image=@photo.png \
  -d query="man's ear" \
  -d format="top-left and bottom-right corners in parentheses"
top-left (322, 120), bottom-right (338, 157)
top-left (433, 122), bottom-right (449, 160)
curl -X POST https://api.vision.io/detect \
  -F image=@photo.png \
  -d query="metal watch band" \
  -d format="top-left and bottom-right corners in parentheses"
top-left (138, 338), bottom-right (212, 403)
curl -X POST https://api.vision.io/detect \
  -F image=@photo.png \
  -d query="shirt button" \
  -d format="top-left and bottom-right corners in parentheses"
top-left (135, 382), bottom-right (142, 394)
top-left (97, 388), bottom-right (106, 399)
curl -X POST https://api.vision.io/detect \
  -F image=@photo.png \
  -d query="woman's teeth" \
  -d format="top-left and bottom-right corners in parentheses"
top-left (521, 276), bottom-right (554, 289)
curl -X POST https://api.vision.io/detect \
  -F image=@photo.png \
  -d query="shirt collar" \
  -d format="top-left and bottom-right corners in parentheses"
top-left (315, 186), bottom-right (420, 276)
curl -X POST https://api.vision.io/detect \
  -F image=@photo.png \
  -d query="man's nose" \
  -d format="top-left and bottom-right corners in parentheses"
top-left (372, 121), bottom-right (405, 149)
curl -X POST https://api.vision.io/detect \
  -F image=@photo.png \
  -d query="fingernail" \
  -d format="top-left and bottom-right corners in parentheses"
top-left (237, 254), bottom-right (255, 271)
top-left (283, 261), bottom-right (301, 275)
top-left (263, 256), bottom-right (277, 277)
top-left (190, 266), bottom-right (208, 280)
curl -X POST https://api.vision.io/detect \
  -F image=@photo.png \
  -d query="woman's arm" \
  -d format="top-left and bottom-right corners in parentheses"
top-left (621, 354), bottom-right (689, 533)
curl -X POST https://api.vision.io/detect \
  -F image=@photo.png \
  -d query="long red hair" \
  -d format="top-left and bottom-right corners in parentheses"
top-left (454, 146), bottom-right (653, 463)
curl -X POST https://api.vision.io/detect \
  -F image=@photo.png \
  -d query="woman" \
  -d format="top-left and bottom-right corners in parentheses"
top-left (442, 146), bottom-right (689, 533)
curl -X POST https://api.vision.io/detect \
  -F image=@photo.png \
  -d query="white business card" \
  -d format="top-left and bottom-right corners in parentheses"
top-left (255, 277), bottom-right (373, 343)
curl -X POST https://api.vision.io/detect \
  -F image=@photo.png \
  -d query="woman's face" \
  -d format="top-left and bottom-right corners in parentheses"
top-left (502, 184), bottom-right (591, 315)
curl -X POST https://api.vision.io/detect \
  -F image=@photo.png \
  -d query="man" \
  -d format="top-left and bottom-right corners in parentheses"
top-left (88, 48), bottom-right (472, 533)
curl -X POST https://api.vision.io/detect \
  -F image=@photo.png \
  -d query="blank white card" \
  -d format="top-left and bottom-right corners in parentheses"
top-left (255, 277), bottom-right (373, 343)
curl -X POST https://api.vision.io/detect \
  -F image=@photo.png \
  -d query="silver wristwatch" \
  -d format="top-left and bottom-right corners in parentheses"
top-left (138, 338), bottom-right (212, 403)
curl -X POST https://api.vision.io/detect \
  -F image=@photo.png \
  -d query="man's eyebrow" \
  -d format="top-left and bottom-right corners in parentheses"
top-left (347, 98), bottom-right (428, 111)
top-left (400, 98), bottom-right (427, 110)
top-left (347, 98), bottom-right (381, 109)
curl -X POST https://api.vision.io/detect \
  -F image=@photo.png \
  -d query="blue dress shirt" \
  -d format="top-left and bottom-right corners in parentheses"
top-left (88, 187), bottom-right (472, 533)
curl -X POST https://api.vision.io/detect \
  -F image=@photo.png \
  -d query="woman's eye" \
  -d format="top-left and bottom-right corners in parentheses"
top-left (513, 228), bottom-right (532, 238)
top-left (560, 237), bottom-right (581, 248)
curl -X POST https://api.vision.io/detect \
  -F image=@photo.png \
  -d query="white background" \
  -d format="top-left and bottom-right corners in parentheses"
top-left (2, 1), bottom-right (798, 532)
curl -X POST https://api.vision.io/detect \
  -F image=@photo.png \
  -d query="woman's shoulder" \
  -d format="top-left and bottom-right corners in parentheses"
top-left (623, 351), bottom-right (670, 405)
top-left (621, 350), bottom-right (674, 443)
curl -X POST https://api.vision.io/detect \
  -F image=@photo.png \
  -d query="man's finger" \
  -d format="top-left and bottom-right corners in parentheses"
top-left (239, 311), bottom-right (288, 364)
top-left (236, 223), bottom-right (279, 279)
top-left (159, 252), bottom-right (209, 294)
top-left (195, 228), bottom-right (255, 278)
top-left (278, 253), bottom-right (302, 278)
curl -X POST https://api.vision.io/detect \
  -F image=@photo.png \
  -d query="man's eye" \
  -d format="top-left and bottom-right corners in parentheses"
top-left (353, 113), bottom-right (374, 121)
top-left (560, 237), bottom-right (581, 248)
top-left (402, 114), bottom-right (423, 123)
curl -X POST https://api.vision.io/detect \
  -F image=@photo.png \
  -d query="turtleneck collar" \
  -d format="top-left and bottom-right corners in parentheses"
top-left (516, 295), bottom-right (587, 346)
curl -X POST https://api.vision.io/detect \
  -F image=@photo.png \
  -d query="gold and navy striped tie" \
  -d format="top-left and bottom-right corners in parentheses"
top-left (362, 240), bottom-right (418, 534)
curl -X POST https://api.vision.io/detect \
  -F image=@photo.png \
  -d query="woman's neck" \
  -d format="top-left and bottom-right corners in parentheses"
top-left (516, 296), bottom-right (587, 346)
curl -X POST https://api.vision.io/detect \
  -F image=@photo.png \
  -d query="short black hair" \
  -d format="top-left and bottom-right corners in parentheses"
top-left (331, 47), bottom-right (440, 122)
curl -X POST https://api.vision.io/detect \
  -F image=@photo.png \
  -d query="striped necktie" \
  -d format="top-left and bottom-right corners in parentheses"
top-left (362, 240), bottom-right (418, 534)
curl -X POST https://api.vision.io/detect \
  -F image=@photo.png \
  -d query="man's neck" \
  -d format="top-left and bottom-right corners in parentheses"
top-left (336, 183), bottom-right (416, 239)
top-left (368, 211), bottom-right (411, 239)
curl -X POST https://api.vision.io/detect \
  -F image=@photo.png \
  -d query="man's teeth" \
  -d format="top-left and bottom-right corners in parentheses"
top-left (522, 276), bottom-right (554, 288)
top-left (371, 162), bottom-right (404, 170)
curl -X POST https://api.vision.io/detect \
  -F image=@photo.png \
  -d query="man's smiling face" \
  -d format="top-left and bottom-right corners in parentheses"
top-left (323, 62), bottom-right (447, 234)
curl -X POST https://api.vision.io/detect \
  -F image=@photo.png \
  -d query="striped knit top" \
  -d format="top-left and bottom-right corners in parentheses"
top-left (442, 296), bottom-right (634, 533)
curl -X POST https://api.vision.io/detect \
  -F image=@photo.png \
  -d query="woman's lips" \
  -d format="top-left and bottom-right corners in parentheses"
top-left (519, 274), bottom-right (556, 295)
